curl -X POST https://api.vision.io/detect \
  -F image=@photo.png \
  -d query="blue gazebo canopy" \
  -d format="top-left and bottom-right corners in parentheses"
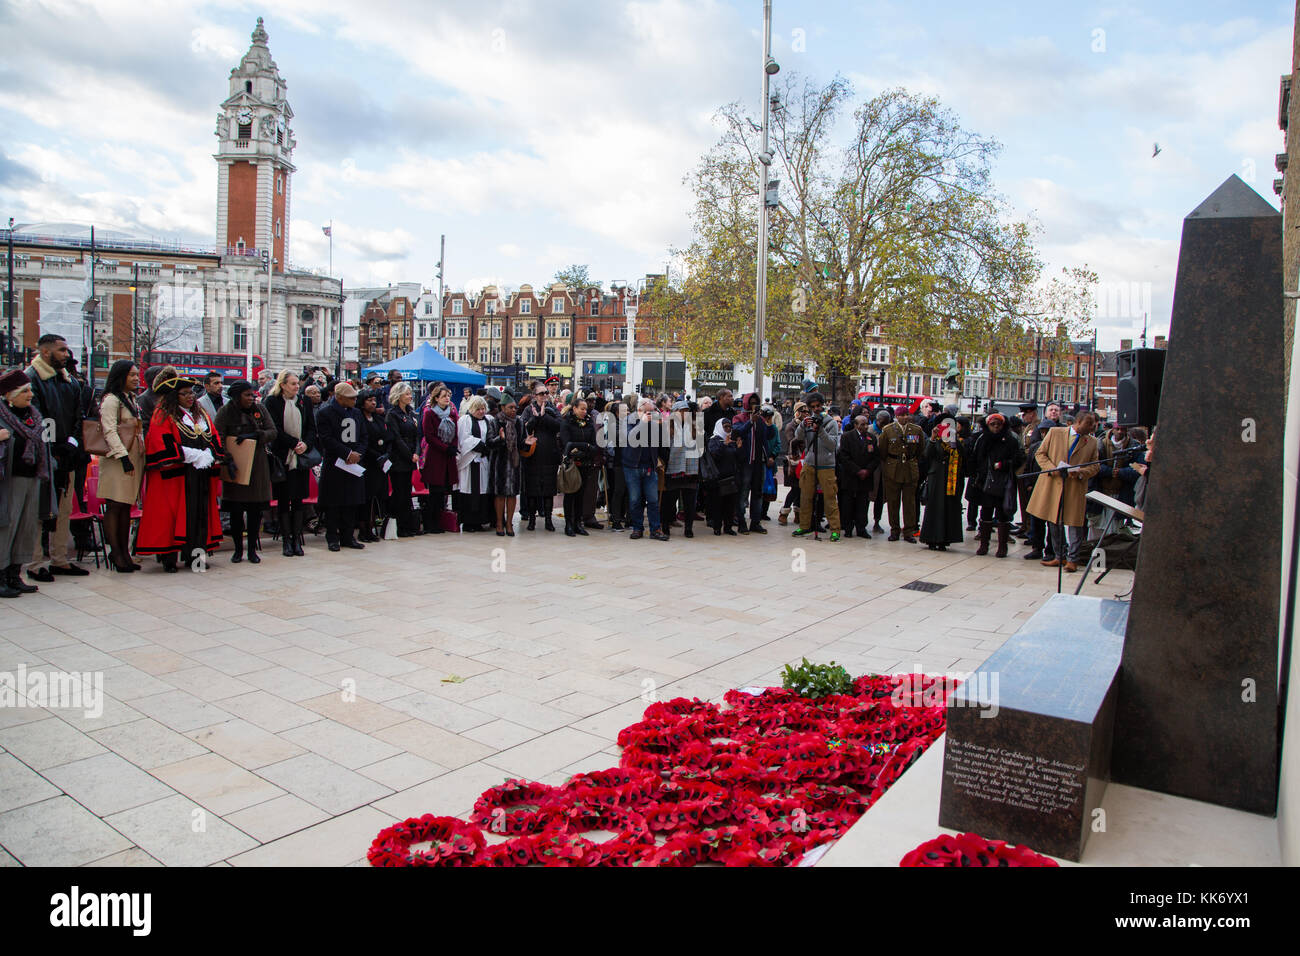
top-left (362, 343), bottom-right (485, 388)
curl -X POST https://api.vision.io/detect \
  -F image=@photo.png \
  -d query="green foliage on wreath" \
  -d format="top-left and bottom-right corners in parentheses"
top-left (781, 658), bottom-right (854, 699)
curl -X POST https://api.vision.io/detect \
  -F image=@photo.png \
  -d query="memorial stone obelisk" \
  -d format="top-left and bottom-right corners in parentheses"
top-left (1111, 174), bottom-right (1281, 814)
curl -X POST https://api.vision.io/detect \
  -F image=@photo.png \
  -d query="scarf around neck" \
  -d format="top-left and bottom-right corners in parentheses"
top-left (0, 399), bottom-right (51, 480)
top-left (432, 403), bottom-right (456, 444)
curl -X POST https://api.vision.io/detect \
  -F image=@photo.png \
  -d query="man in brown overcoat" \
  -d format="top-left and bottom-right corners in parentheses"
top-left (1027, 410), bottom-right (1099, 572)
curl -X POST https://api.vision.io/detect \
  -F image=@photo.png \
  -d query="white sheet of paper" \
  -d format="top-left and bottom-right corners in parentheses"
top-left (1057, 460), bottom-right (1069, 470)
top-left (334, 457), bottom-right (366, 477)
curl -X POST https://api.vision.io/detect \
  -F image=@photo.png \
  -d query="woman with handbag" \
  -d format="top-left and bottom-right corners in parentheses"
top-left (214, 379), bottom-right (278, 563)
top-left (386, 382), bottom-right (422, 537)
top-left (705, 418), bottom-right (741, 535)
top-left (456, 395), bottom-right (495, 532)
top-left (970, 412), bottom-right (1025, 557)
top-left (137, 377), bottom-right (226, 572)
top-left (95, 360), bottom-right (145, 572)
top-left (558, 398), bottom-right (598, 537)
top-left (919, 416), bottom-right (967, 552)
top-left (520, 383), bottom-right (561, 532)
top-left (419, 385), bottom-right (458, 534)
top-left (265, 370), bottom-right (318, 557)
top-left (1, 369), bottom-right (53, 597)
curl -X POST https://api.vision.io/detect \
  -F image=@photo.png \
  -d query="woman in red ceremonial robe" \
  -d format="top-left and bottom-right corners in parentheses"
top-left (137, 377), bottom-right (226, 572)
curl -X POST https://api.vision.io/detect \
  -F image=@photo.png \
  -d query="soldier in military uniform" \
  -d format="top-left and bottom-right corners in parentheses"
top-left (879, 404), bottom-right (925, 541)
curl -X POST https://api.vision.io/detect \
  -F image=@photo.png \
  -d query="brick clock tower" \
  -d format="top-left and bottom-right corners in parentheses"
top-left (215, 17), bottom-right (295, 272)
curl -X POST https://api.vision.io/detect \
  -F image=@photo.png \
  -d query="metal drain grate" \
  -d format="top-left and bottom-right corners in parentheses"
top-left (900, 580), bottom-right (946, 593)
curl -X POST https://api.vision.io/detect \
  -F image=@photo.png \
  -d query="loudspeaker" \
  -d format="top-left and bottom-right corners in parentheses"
top-left (1116, 348), bottom-right (1165, 427)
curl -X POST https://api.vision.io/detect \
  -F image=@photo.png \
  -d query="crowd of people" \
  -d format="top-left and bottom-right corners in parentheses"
top-left (0, 333), bottom-right (1154, 596)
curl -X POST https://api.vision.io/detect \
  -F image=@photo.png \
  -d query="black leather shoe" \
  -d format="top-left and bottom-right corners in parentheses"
top-left (629, 530), bottom-right (643, 540)
top-left (584, 519), bottom-right (603, 530)
top-left (343, 541), bottom-right (365, 549)
top-left (650, 530), bottom-right (669, 542)
top-left (575, 526), bottom-right (589, 536)
top-left (28, 568), bottom-right (54, 583)
top-left (1023, 549), bottom-right (1043, 560)
top-left (544, 517), bottom-right (556, 532)
top-left (328, 541), bottom-right (342, 552)
top-left (49, 564), bottom-right (90, 577)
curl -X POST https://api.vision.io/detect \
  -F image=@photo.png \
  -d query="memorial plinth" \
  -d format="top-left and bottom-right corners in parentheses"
top-left (938, 595), bottom-right (1127, 861)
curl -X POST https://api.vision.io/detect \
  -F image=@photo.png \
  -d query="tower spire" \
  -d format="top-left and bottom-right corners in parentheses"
top-left (251, 16), bottom-right (268, 47)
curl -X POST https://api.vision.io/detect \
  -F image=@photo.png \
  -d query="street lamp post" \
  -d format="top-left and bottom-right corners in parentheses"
top-left (753, 0), bottom-right (779, 400)
top-left (5, 217), bottom-right (14, 366)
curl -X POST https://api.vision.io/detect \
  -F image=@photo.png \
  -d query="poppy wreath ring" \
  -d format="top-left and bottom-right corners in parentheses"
top-left (471, 780), bottom-right (564, 834)
top-left (367, 815), bottom-right (485, 867)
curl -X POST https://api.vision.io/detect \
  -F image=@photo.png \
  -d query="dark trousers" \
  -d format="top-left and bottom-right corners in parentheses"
top-left (422, 486), bottom-right (449, 531)
top-left (735, 458), bottom-right (765, 527)
top-left (709, 490), bottom-right (738, 530)
top-left (582, 466), bottom-right (600, 522)
top-left (228, 504), bottom-right (264, 552)
top-left (606, 464), bottom-right (628, 524)
top-left (843, 485), bottom-right (871, 534)
top-left (325, 505), bottom-right (357, 545)
top-left (388, 470), bottom-right (415, 532)
top-left (661, 485), bottom-right (698, 532)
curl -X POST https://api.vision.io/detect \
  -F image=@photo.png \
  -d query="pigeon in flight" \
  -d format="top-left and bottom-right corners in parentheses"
top-left (1152, 143), bottom-right (1162, 158)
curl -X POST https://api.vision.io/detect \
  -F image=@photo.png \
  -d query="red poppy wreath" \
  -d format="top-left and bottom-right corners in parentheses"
top-left (368, 672), bottom-right (951, 867)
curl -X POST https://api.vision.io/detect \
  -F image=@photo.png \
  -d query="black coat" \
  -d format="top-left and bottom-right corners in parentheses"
top-left (836, 428), bottom-right (880, 492)
top-left (706, 434), bottom-right (741, 481)
top-left (315, 400), bottom-right (368, 507)
top-left (264, 392), bottom-right (319, 465)
top-left (972, 429), bottom-right (1024, 497)
top-left (559, 413), bottom-right (599, 469)
top-left (521, 403), bottom-right (563, 497)
top-left (386, 406), bottom-right (420, 474)
top-left (360, 412), bottom-right (389, 499)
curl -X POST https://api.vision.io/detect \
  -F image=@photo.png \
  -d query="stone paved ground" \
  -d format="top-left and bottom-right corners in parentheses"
top-left (0, 502), bottom-right (1133, 866)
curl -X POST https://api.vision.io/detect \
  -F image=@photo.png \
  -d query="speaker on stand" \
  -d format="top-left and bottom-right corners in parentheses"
top-left (1116, 348), bottom-right (1165, 428)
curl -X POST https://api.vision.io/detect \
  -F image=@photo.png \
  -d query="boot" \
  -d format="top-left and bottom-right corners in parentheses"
top-left (246, 520), bottom-right (261, 564)
top-left (995, 522), bottom-right (1011, 559)
top-left (229, 510), bottom-right (244, 563)
top-left (778, 507), bottom-right (789, 526)
top-left (975, 520), bottom-right (992, 556)
top-left (527, 515), bottom-right (537, 531)
top-left (545, 514), bottom-right (556, 533)
top-left (292, 509), bottom-right (306, 556)
top-left (6, 565), bottom-right (37, 594)
top-left (282, 506), bottom-right (295, 557)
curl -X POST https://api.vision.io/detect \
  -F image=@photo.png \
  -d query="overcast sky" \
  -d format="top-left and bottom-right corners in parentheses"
top-left (0, 0), bottom-right (1290, 348)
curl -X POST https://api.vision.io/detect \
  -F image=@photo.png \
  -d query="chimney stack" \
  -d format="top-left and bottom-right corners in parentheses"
top-left (1120, 338), bottom-right (1133, 350)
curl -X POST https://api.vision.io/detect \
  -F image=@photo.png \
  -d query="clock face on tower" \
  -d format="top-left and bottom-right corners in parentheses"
top-left (237, 107), bottom-right (253, 124)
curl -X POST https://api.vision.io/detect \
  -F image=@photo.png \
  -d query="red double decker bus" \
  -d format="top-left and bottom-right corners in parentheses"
top-left (858, 392), bottom-right (934, 415)
top-left (140, 351), bottom-right (265, 384)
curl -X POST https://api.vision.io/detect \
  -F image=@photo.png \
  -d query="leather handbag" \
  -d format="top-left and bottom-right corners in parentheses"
top-left (267, 447), bottom-right (288, 485)
top-left (556, 457), bottom-right (582, 494)
top-left (83, 415), bottom-right (139, 458)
